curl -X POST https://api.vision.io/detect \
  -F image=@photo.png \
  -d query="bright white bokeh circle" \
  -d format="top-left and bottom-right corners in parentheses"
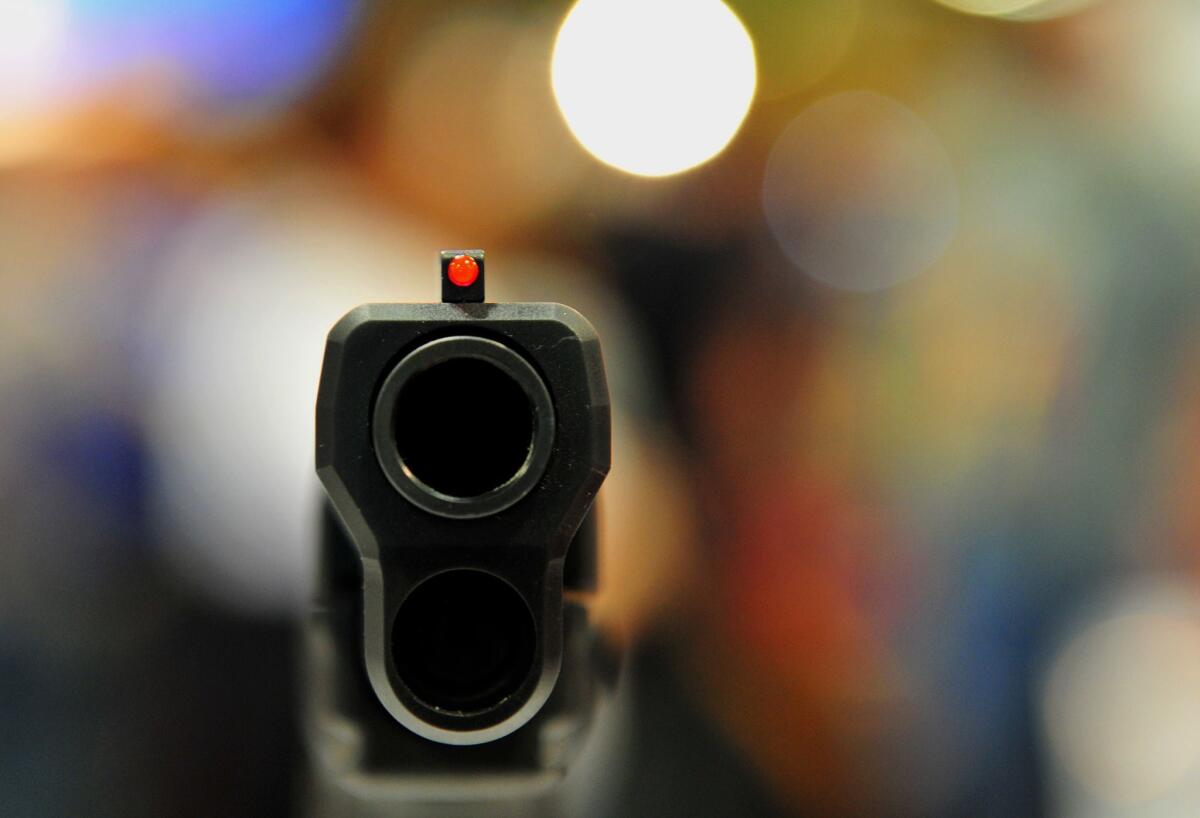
top-left (1041, 583), bottom-right (1200, 808)
top-left (551, 0), bottom-right (757, 178)
top-left (0, 0), bottom-right (68, 114)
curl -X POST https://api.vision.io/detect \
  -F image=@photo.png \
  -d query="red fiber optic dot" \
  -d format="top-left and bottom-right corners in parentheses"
top-left (448, 255), bottom-right (479, 287)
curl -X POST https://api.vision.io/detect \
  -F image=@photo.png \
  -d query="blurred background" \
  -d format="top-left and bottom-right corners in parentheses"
top-left (3, 0), bottom-right (1200, 816)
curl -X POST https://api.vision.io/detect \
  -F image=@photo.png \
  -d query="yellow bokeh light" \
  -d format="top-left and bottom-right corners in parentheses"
top-left (932, 0), bottom-right (1096, 21)
top-left (551, 0), bottom-right (757, 178)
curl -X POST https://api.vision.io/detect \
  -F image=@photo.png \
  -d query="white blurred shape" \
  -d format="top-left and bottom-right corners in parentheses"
top-left (0, 0), bottom-right (67, 115)
top-left (762, 91), bottom-right (958, 292)
top-left (932, 0), bottom-right (1095, 19)
top-left (145, 170), bottom-right (434, 613)
top-left (551, 0), bottom-right (756, 177)
top-left (1042, 581), bottom-right (1200, 815)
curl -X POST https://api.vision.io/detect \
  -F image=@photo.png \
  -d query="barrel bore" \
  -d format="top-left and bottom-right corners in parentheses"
top-left (391, 570), bottom-right (537, 714)
top-left (372, 336), bottom-right (555, 518)
top-left (394, 357), bottom-right (532, 497)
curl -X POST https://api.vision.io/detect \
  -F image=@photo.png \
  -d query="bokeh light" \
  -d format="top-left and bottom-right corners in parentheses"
top-left (382, 12), bottom-right (587, 236)
top-left (762, 91), bottom-right (959, 292)
top-left (551, 0), bottom-right (757, 177)
top-left (143, 171), bottom-right (431, 612)
top-left (0, 0), bottom-right (68, 116)
top-left (63, 0), bottom-right (356, 129)
top-left (1073, 0), bottom-right (1200, 176)
top-left (932, 0), bottom-right (1096, 21)
top-left (1042, 582), bottom-right (1200, 810)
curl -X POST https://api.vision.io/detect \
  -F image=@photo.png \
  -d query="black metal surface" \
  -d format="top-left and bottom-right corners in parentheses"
top-left (309, 293), bottom-right (612, 790)
top-left (371, 335), bottom-right (556, 519)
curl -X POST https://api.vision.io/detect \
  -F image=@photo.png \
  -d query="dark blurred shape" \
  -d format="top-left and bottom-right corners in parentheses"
top-left (601, 643), bottom-right (789, 818)
top-left (602, 229), bottom-right (749, 440)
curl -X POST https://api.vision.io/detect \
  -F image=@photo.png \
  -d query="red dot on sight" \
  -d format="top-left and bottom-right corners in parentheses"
top-left (448, 255), bottom-right (479, 287)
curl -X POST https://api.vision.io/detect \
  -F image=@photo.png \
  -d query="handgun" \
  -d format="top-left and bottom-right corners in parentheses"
top-left (305, 251), bottom-right (613, 813)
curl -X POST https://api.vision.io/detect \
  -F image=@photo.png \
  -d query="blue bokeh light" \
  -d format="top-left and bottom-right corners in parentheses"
top-left (66, 0), bottom-right (356, 107)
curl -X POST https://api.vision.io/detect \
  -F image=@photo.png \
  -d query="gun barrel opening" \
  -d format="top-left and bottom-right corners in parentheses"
top-left (391, 569), bottom-right (537, 715)
top-left (395, 356), bottom-right (532, 497)
top-left (373, 336), bottom-right (555, 518)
